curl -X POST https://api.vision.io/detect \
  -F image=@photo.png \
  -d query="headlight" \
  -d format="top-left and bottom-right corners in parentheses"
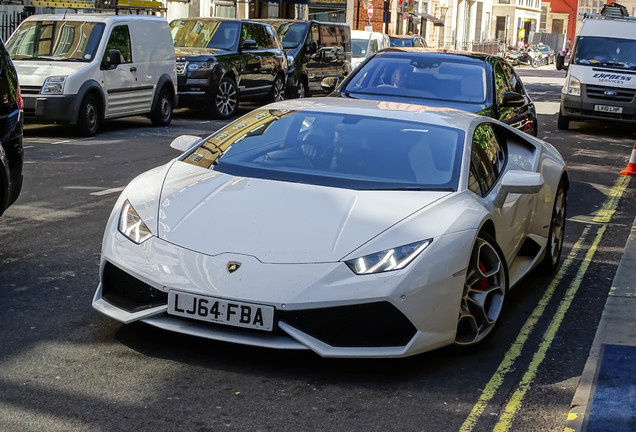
top-left (565, 76), bottom-right (581, 96)
top-left (187, 61), bottom-right (213, 71)
top-left (345, 239), bottom-right (432, 275)
top-left (41, 76), bottom-right (67, 95)
top-left (118, 200), bottom-right (152, 244)
top-left (287, 55), bottom-right (294, 65)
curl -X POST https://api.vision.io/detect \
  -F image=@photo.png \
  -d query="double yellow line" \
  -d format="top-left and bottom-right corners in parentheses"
top-left (459, 175), bottom-right (631, 432)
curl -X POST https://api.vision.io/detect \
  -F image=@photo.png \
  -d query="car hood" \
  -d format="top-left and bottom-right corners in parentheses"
top-left (174, 47), bottom-right (226, 58)
top-left (156, 161), bottom-right (449, 264)
top-left (12, 60), bottom-right (88, 86)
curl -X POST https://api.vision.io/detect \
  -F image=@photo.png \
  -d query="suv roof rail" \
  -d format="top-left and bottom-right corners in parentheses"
top-left (14, 0), bottom-right (166, 13)
top-left (580, 11), bottom-right (636, 21)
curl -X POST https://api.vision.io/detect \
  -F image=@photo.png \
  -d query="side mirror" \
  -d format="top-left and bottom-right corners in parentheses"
top-left (320, 76), bottom-right (339, 92)
top-left (240, 40), bottom-right (258, 51)
top-left (493, 170), bottom-right (544, 207)
top-left (501, 91), bottom-right (525, 108)
top-left (170, 135), bottom-right (202, 152)
top-left (555, 53), bottom-right (568, 71)
top-left (305, 40), bottom-right (318, 55)
top-left (102, 49), bottom-right (122, 70)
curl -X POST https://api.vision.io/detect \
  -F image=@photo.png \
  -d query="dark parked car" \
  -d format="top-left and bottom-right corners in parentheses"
top-left (389, 34), bottom-right (427, 47)
top-left (328, 48), bottom-right (538, 135)
top-left (171, 18), bottom-right (287, 119)
top-left (261, 19), bottom-right (351, 98)
top-left (0, 37), bottom-right (23, 216)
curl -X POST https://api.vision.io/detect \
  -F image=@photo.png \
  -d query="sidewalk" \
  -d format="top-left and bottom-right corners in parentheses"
top-left (564, 216), bottom-right (636, 432)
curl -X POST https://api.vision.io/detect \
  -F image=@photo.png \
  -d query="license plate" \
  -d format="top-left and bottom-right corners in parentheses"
top-left (594, 104), bottom-right (623, 113)
top-left (167, 291), bottom-right (274, 331)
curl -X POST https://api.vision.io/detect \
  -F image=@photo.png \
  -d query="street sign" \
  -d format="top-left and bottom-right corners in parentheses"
top-left (368, 4), bottom-right (373, 18)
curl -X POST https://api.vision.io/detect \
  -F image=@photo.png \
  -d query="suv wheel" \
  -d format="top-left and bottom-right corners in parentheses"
top-left (150, 88), bottom-right (173, 126)
top-left (296, 79), bottom-right (309, 99)
top-left (211, 77), bottom-right (238, 119)
top-left (271, 75), bottom-right (285, 102)
top-left (78, 94), bottom-right (101, 137)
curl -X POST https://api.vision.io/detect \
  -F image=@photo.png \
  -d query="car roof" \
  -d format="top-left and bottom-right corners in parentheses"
top-left (24, 13), bottom-right (164, 23)
top-left (261, 97), bottom-right (485, 131)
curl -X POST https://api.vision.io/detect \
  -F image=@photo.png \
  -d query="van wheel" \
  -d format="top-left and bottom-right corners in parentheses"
top-left (211, 77), bottom-right (238, 119)
top-left (557, 111), bottom-right (570, 130)
top-left (150, 88), bottom-right (173, 126)
top-left (77, 94), bottom-right (101, 137)
top-left (271, 74), bottom-right (285, 102)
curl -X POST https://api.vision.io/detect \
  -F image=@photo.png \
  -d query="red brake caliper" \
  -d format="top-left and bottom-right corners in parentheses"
top-left (476, 261), bottom-right (489, 291)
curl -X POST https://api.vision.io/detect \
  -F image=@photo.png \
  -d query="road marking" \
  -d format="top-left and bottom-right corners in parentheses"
top-left (458, 226), bottom-right (591, 432)
top-left (493, 225), bottom-right (607, 432)
top-left (90, 187), bottom-right (125, 196)
top-left (460, 174), bottom-right (631, 432)
top-left (593, 175), bottom-right (630, 223)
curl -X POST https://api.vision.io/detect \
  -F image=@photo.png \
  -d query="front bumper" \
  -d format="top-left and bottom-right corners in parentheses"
top-left (92, 228), bottom-right (467, 358)
top-left (22, 94), bottom-right (77, 124)
top-left (561, 89), bottom-right (636, 124)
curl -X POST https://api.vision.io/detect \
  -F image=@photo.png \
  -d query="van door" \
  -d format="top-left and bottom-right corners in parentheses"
top-left (320, 25), bottom-right (341, 82)
top-left (101, 25), bottom-right (150, 117)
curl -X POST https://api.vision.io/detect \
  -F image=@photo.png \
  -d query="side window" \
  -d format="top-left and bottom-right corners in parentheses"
top-left (502, 62), bottom-right (524, 94)
top-left (493, 61), bottom-right (513, 104)
top-left (265, 25), bottom-right (279, 49)
top-left (308, 23), bottom-right (320, 48)
top-left (336, 25), bottom-right (350, 53)
top-left (470, 123), bottom-right (506, 196)
top-left (105, 25), bottom-right (132, 63)
top-left (241, 23), bottom-right (267, 48)
top-left (320, 24), bottom-right (337, 49)
top-left (369, 39), bottom-right (379, 55)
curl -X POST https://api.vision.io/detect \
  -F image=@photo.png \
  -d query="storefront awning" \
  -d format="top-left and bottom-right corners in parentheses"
top-left (411, 12), bottom-right (444, 26)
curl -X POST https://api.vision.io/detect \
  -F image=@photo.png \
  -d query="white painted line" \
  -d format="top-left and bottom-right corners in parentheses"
top-left (90, 187), bottom-right (125, 196)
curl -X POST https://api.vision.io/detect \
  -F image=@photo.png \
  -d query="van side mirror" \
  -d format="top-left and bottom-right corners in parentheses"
top-left (305, 40), bottom-right (318, 55)
top-left (493, 171), bottom-right (544, 207)
top-left (240, 40), bottom-right (258, 51)
top-left (555, 53), bottom-right (568, 71)
top-left (102, 49), bottom-right (122, 70)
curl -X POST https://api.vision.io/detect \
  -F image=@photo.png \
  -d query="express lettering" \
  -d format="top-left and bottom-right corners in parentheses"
top-left (593, 73), bottom-right (631, 82)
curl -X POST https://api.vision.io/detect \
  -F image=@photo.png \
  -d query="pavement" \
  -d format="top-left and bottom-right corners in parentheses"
top-left (563, 214), bottom-right (636, 432)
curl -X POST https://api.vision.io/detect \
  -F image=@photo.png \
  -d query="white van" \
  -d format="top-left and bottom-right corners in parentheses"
top-left (351, 30), bottom-right (390, 70)
top-left (558, 13), bottom-right (636, 129)
top-left (6, 14), bottom-right (177, 136)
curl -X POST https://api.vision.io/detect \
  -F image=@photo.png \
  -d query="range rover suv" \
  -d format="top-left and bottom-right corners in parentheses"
top-left (171, 18), bottom-right (287, 119)
top-left (0, 37), bottom-right (23, 216)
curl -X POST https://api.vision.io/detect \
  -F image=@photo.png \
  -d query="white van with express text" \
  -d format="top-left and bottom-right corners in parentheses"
top-left (6, 14), bottom-right (177, 136)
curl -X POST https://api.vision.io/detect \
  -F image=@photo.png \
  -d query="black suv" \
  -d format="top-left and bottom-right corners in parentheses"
top-left (171, 18), bottom-right (287, 119)
top-left (0, 37), bottom-right (23, 216)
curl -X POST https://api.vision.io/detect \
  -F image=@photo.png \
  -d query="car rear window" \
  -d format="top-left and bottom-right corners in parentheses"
top-left (182, 109), bottom-right (464, 191)
top-left (343, 53), bottom-right (487, 104)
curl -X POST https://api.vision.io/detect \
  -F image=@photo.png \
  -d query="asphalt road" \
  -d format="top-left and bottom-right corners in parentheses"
top-left (1, 67), bottom-right (635, 432)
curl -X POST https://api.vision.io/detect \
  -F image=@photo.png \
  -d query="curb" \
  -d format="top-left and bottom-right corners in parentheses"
top-left (564, 216), bottom-right (636, 432)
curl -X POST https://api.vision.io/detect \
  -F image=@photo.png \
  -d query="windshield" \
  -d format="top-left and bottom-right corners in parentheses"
top-left (573, 36), bottom-right (636, 69)
top-left (171, 19), bottom-right (240, 50)
top-left (352, 39), bottom-right (368, 57)
top-left (343, 54), bottom-right (488, 104)
top-left (182, 109), bottom-right (463, 191)
top-left (390, 37), bottom-right (413, 47)
top-left (275, 22), bottom-right (308, 49)
top-left (7, 20), bottom-right (105, 61)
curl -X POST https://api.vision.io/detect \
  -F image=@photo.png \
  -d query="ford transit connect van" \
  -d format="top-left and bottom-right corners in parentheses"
top-left (7, 14), bottom-right (177, 136)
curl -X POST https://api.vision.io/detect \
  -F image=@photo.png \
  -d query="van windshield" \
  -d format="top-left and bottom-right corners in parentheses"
top-left (6, 20), bottom-right (105, 61)
top-left (573, 36), bottom-right (636, 69)
top-left (171, 20), bottom-right (240, 51)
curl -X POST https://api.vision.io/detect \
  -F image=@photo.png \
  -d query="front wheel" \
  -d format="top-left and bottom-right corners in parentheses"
top-left (211, 77), bottom-right (238, 120)
top-left (455, 233), bottom-right (509, 348)
top-left (77, 94), bottom-right (101, 137)
top-left (271, 75), bottom-right (285, 102)
top-left (541, 181), bottom-right (567, 272)
top-left (150, 88), bottom-right (173, 126)
top-left (531, 58), bottom-right (539, 68)
top-left (296, 79), bottom-right (309, 99)
top-left (557, 111), bottom-right (570, 130)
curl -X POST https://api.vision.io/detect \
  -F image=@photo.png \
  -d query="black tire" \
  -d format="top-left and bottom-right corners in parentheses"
top-left (77, 94), bottom-right (101, 137)
top-left (271, 74), bottom-right (285, 102)
top-left (531, 58), bottom-right (539, 68)
top-left (296, 78), bottom-right (309, 99)
top-left (557, 111), bottom-right (570, 130)
top-left (210, 77), bottom-right (239, 120)
top-left (150, 88), bottom-right (173, 126)
top-left (454, 232), bottom-right (509, 349)
top-left (540, 180), bottom-right (567, 272)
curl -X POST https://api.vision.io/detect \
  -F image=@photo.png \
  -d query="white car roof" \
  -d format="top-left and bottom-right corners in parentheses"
top-left (23, 13), bottom-right (165, 23)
